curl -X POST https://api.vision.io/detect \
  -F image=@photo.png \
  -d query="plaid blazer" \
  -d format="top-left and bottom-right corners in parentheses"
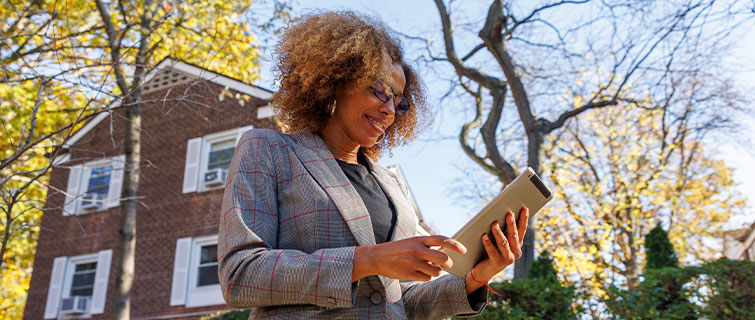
top-left (218, 129), bottom-right (487, 319)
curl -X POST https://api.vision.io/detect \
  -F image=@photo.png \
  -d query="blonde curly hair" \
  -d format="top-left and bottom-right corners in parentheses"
top-left (272, 10), bottom-right (430, 160)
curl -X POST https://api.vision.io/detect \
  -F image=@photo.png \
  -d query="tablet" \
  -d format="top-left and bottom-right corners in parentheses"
top-left (442, 167), bottom-right (553, 277)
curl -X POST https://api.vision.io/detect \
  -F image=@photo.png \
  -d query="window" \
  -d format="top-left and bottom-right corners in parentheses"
top-left (64, 156), bottom-right (125, 216)
top-left (197, 244), bottom-right (219, 287)
top-left (81, 165), bottom-right (112, 208)
top-left (207, 140), bottom-right (235, 172)
top-left (43, 250), bottom-right (112, 319)
top-left (170, 235), bottom-right (224, 308)
top-left (182, 126), bottom-right (253, 193)
top-left (70, 262), bottom-right (97, 296)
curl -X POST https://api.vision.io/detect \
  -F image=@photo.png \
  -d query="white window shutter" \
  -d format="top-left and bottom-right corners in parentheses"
top-left (106, 155), bottom-right (126, 208)
top-left (170, 237), bottom-right (192, 306)
top-left (63, 166), bottom-right (83, 216)
top-left (236, 125), bottom-right (254, 145)
top-left (182, 138), bottom-right (203, 194)
top-left (90, 249), bottom-right (112, 314)
top-left (44, 256), bottom-right (68, 319)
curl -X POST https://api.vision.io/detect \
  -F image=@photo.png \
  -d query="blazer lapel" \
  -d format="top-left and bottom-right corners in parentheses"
top-left (366, 160), bottom-right (418, 241)
top-left (288, 131), bottom-right (376, 247)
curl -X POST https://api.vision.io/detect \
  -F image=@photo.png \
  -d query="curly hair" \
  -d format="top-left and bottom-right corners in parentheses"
top-left (272, 10), bottom-right (430, 160)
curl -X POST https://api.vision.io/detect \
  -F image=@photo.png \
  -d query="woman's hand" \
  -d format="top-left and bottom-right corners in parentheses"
top-left (465, 207), bottom-right (529, 294)
top-left (352, 235), bottom-right (467, 282)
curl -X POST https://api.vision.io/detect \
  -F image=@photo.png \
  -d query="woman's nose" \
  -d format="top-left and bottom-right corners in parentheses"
top-left (379, 98), bottom-right (396, 116)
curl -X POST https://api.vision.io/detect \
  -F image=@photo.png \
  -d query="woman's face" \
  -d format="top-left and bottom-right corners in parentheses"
top-left (330, 62), bottom-right (406, 147)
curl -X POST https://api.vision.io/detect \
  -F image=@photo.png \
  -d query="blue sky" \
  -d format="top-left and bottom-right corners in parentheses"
top-left (252, 0), bottom-right (755, 236)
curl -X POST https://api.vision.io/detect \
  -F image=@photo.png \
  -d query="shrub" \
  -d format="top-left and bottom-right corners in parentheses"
top-left (606, 259), bottom-right (755, 319)
top-left (201, 309), bottom-right (250, 320)
top-left (461, 251), bottom-right (583, 320)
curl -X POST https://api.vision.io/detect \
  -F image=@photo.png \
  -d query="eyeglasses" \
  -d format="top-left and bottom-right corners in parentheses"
top-left (372, 82), bottom-right (411, 116)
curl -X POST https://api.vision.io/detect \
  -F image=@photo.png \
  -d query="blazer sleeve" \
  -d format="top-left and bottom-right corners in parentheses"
top-left (399, 271), bottom-right (488, 319)
top-left (218, 130), bottom-right (357, 309)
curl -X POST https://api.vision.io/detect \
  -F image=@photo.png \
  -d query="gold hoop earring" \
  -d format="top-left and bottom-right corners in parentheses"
top-left (328, 100), bottom-right (336, 116)
top-left (376, 133), bottom-right (385, 143)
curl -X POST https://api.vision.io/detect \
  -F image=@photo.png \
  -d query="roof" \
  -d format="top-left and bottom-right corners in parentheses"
top-left (386, 165), bottom-right (435, 235)
top-left (724, 222), bottom-right (755, 260)
top-left (61, 58), bottom-right (274, 151)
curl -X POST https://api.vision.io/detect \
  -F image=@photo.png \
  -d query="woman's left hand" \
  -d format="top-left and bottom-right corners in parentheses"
top-left (465, 207), bottom-right (529, 294)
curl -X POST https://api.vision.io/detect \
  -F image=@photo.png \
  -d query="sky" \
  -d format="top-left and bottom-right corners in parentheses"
top-left (252, 0), bottom-right (755, 237)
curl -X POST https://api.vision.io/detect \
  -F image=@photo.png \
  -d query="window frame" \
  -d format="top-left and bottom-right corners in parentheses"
top-left (66, 155), bottom-right (124, 215)
top-left (198, 129), bottom-right (237, 193)
top-left (61, 253), bottom-right (99, 300)
top-left (185, 235), bottom-right (224, 308)
top-left (59, 253), bottom-right (98, 319)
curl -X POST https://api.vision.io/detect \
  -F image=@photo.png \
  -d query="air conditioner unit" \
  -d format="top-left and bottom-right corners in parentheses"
top-left (60, 296), bottom-right (90, 315)
top-left (80, 193), bottom-right (102, 210)
top-left (204, 168), bottom-right (227, 187)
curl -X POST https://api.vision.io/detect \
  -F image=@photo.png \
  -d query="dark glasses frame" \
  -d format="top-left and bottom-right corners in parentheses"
top-left (372, 82), bottom-right (411, 116)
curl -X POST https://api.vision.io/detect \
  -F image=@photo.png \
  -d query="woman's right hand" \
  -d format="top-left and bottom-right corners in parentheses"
top-left (352, 235), bottom-right (467, 282)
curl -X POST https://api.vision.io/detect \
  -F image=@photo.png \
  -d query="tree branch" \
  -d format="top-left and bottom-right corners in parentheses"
top-left (545, 98), bottom-right (619, 133)
top-left (433, 0), bottom-right (501, 88)
top-left (481, 87), bottom-right (517, 183)
top-left (458, 80), bottom-right (500, 177)
top-left (95, 0), bottom-right (131, 96)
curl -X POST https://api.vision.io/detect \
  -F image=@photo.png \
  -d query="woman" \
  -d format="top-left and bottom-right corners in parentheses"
top-left (218, 11), bottom-right (529, 319)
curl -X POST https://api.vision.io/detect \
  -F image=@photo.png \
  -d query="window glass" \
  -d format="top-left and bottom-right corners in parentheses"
top-left (207, 139), bottom-right (235, 171)
top-left (86, 165), bottom-right (112, 200)
top-left (70, 262), bottom-right (97, 296)
top-left (197, 245), bottom-right (219, 286)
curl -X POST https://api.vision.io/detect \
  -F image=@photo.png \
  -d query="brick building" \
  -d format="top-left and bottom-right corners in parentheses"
top-left (25, 58), bottom-right (432, 319)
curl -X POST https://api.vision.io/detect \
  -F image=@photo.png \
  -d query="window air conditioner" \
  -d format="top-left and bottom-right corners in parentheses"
top-left (60, 296), bottom-right (90, 315)
top-left (80, 193), bottom-right (102, 210)
top-left (204, 168), bottom-right (228, 187)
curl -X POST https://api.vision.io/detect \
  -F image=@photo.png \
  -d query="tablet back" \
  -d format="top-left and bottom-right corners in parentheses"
top-left (443, 167), bottom-right (552, 277)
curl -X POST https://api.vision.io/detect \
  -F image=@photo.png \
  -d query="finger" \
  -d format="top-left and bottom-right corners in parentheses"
top-left (496, 231), bottom-right (515, 265)
top-left (417, 248), bottom-right (453, 269)
top-left (410, 271), bottom-right (432, 282)
top-left (414, 259), bottom-right (443, 278)
top-left (420, 235), bottom-right (467, 254)
top-left (491, 220), bottom-right (507, 253)
top-left (517, 207), bottom-right (529, 246)
top-left (482, 233), bottom-right (502, 265)
top-left (506, 211), bottom-right (522, 259)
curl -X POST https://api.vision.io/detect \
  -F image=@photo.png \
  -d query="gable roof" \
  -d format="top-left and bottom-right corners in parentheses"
top-left (62, 58), bottom-right (274, 151)
top-left (387, 165), bottom-right (435, 235)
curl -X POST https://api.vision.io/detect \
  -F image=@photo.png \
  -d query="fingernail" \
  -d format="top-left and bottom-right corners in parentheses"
top-left (483, 234), bottom-right (489, 241)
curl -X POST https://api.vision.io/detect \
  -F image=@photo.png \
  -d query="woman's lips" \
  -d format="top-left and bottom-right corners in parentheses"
top-left (365, 115), bottom-right (385, 133)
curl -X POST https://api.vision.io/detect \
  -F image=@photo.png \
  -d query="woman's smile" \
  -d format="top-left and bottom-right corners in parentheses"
top-left (322, 62), bottom-right (405, 160)
top-left (366, 114), bottom-right (386, 133)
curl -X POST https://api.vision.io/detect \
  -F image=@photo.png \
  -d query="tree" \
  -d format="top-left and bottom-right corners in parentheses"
top-left (1, 0), bottom-right (290, 318)
top-left (645, 225), bottom-right (679, 271)
top-left (426, 0), bottom-right (753, 279)
top-left (605, 259), bottom-right (755, 319)
top-left (536, 102), bottom-right (747, 312)
top-left (0, 73), bottom-right (93, 320)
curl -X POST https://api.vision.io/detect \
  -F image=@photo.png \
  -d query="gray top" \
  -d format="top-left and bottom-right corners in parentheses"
top-left (336, 159), bottom-right (397, 244)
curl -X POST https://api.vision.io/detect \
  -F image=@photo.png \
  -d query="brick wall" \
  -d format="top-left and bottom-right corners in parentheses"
top-left (25, 80), bottom-right (276, 320)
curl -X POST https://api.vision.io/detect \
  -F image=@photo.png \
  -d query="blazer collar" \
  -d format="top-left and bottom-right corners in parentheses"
top-left (288, 130), bottom-right (376, 246)
top-left (365, 159), bottom-right (418, 241)
top-left (288, 130), bottom-right (418, 244)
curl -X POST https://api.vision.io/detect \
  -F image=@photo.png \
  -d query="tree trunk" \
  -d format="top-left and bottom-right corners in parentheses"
top-left (514, 129), bottom-right (543, 279)
top-left (113, 101), bottom-right (141, 320)
top-left (0, 202), bottom-right (13, 281)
